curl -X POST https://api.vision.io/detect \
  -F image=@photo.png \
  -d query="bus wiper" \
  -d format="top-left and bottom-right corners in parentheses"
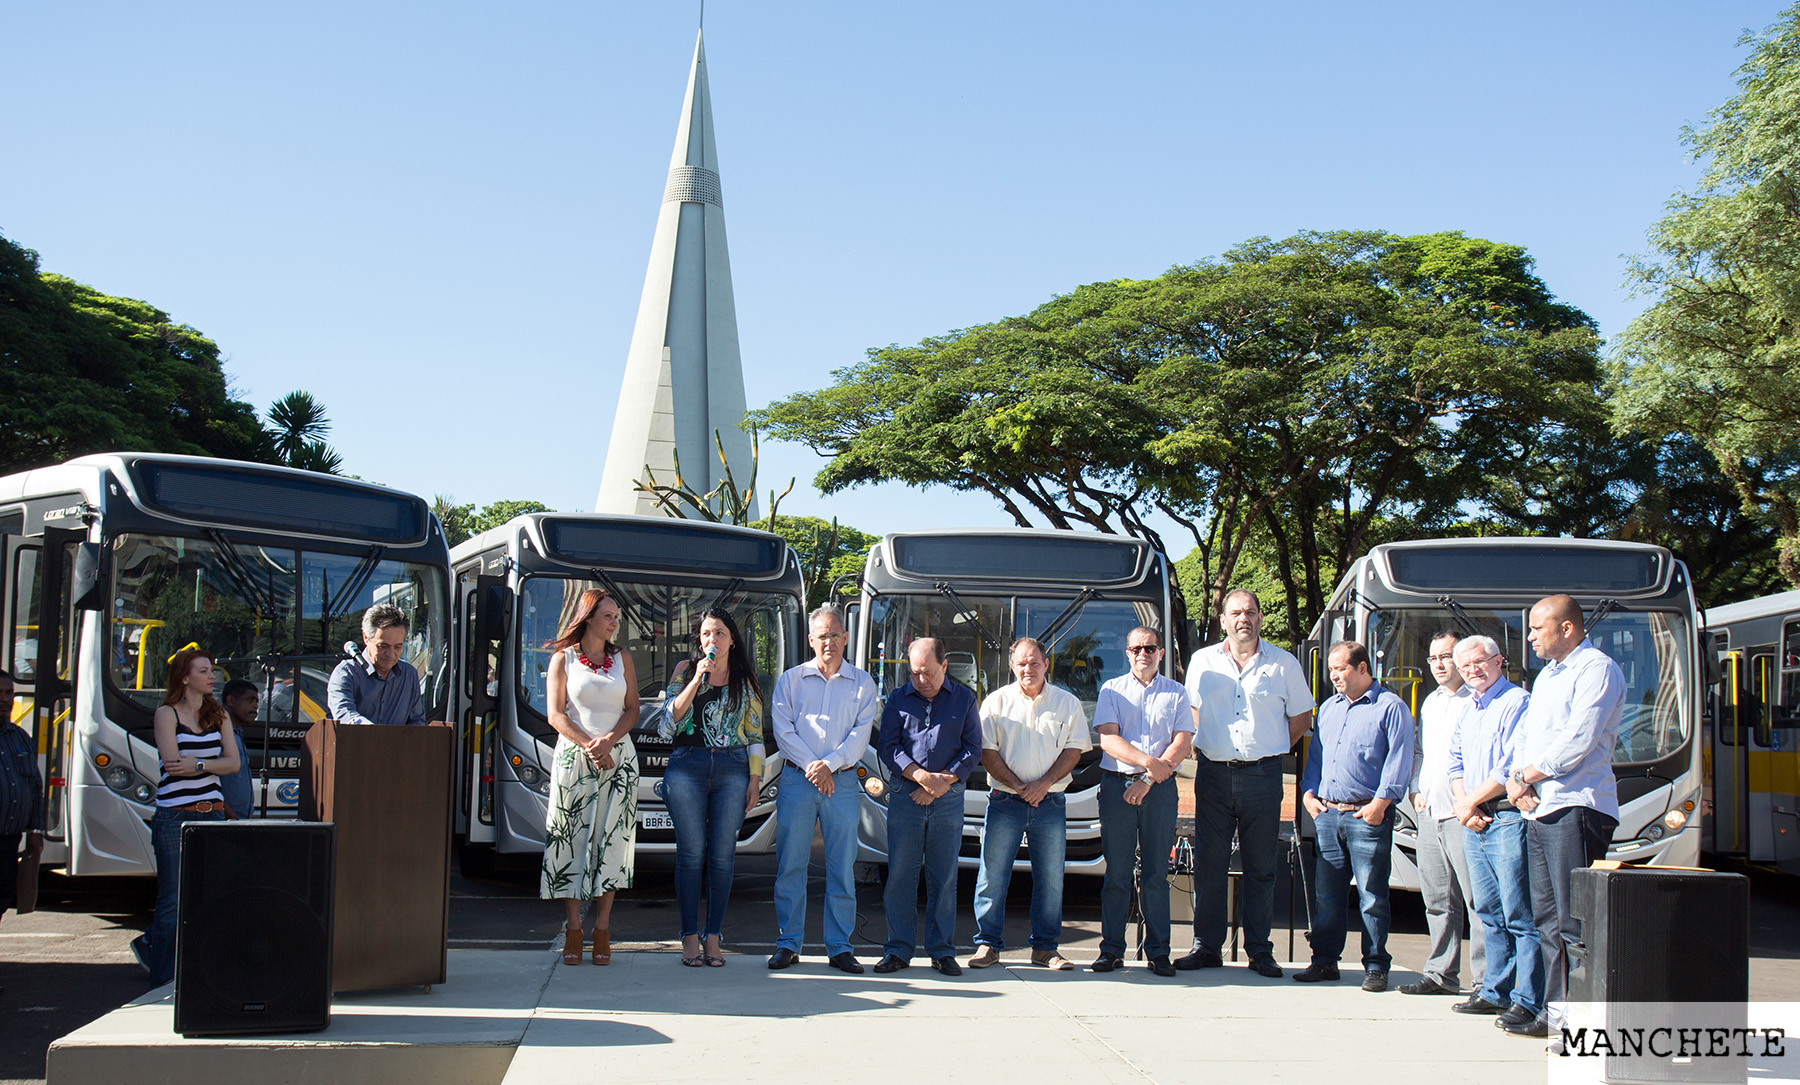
top-left (1035, 587), bottom-right (1101, 653)
top-left (934, 582), bottom-right (1001, 651)
top-left (206, 529), bottom-right (281, 615)
top-left (586, 566), bottom-right (637, 625)
top-left (1434, 595), bottom-right (1481, 637)
top-left (703, 577), bottom-right (745, 614)
top-left (319, 545), bottom-right (386, 650)
top-left (1587, 598), bottom-right (1620, 634)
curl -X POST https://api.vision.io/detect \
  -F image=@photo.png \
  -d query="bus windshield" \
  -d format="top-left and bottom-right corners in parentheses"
top-left (108, 533), bottom-right (449, 725)
top-left (865, 593), bottom-right (1163, 716)
top-left (1364, 606), bottom-right (1694, 766)
top-left (516, 576), bottom-right (800, 729)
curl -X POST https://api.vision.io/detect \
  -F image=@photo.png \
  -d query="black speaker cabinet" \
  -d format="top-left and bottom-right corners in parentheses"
top-left (1569, 867), bottom-right (1749, 1084)
top-left (173, 821), bottom-right (335, 1037)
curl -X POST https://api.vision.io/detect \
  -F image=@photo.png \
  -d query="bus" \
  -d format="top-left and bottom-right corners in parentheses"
top-left (1306, 537), bottom-right (1705, 890)
top-left (850, 529), bottom-right (1177, 873)
top-left (1, 453), bottom-right (450, 877)
top-left (1702, 587), bottom-right (1800, 874)
top-left (447, 513), bottom-right (805, 868)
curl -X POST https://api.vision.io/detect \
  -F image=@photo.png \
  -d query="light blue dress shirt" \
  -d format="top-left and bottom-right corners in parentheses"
top-left (1093, 673), bottom-right (1193, 772)
top-left (1516, 638), bottom-right (1625, 820)
top-left (1446, 677), bottom-right (1529, 793)
top-left (1300, 685), bottom-right (1415, 803)
top-left (770, 659), bottom-right (879, 772)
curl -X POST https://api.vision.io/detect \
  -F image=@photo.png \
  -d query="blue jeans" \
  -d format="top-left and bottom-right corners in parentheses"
top-left (772, 763), bottom-right (860, 956)
top-left (1309, 806), bottom-right (1395, 970)
top-left (1099, 773), bottom-right (1178, 958)
top-left (1463, 809), bottom-right (1542, 1013)
top-left (882, 781), bottom-right (965, 960)
top-left (973, 790), bottom-right (1065, 952)
top-left (135, 805), bottom-right (226, 986)
top-left (664, 746), bottom-right (750, 938)
top-left (1193, 756), bottom-right (1283, 957)
top-left (1528, 804), bottom-right (1615, 1023)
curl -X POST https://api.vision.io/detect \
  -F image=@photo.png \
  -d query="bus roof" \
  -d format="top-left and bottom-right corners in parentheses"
top-left (455, 512), bottom-right (796, 582)
top-left (1705, 588), bottom-right (1800, 628)
top-left (866, 528), bottom-right (1158, 592)
top-left (1356, 537), bottom-right (1680, 600)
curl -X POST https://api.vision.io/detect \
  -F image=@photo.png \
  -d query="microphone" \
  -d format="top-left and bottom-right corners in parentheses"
top-left (343, 640), bottom-right (368, 667)
top-left (706, 647), bottom-right (717, 662)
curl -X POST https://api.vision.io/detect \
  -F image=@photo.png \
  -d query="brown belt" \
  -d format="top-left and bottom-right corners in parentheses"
top-left (1321, 799), bottom-right (1369, 812)
top-left (171, 801), bottom-right (224, 813)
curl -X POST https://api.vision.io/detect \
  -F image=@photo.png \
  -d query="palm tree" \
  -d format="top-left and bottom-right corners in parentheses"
top-left (266, 391), bottom-right (331, 465)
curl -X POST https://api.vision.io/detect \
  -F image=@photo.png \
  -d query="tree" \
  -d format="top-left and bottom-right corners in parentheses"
top-left (264, 390), bottom-right (343, 474)
top-left (432, 497), bottom-right (553, 547)
top-left (752, 230), bottom-right (1604, 638)
top-left (754, 514), bottom-right (879, 609)
top-left (1, 232), bottom-right (272, 472)
top-left (1613, 4), bottom-right (1800, 585)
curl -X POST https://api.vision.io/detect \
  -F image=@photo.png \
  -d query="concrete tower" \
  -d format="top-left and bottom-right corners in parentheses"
top-left (594, 29), bottom-right (753, 517)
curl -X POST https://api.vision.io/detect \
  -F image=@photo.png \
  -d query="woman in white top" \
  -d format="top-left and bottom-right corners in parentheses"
top-left (131, 647), bottom-right (241, 988)
top-left (539, 588), bottom-right (640, 965)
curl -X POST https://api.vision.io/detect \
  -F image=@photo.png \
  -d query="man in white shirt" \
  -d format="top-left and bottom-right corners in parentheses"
top-left (968, 638), bottom-right (1091, 971)
top-left (1400, 630), bottom-right (1484, 996)
top-left (1178, 589), bottom-right (1315, 977)
top-left (768, 604), bottom-right (880, 975)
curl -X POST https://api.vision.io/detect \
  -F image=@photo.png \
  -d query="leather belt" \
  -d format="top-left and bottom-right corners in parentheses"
top-left (1102, 769), bottom-right (1146, 781)
top-left (1213, 754), bottom-right (1283, 767)
top-left (171, 801), bottom-right (224, 813)
top-left (1321, 799), bottom-right (1370, 812)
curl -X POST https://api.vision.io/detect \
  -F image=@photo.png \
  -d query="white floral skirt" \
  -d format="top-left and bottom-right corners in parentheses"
top-left (540, 734), bottom-right (638, 900)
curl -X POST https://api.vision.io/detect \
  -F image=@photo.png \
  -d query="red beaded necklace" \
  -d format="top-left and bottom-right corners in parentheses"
top-left (576, 646), bottom-right (614, 674)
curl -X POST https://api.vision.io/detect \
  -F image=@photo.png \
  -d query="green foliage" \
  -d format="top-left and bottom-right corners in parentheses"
top-left (264, 390), bottom-right (343, 474)
top-left (1, 232), bottom-right (273, 473)
top-left (752, 229), bottom-right (1606, 639)
top-left (433, 497), bottom-right (553, 547)
top-left (753, 514), bottom-right (879, 609)
top-left (1613, 3), bottom-right (1800, 585)
top-left (635, 426), bottom-right (794, 525)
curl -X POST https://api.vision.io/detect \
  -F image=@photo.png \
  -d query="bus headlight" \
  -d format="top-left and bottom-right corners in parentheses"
top-left (505, 745), bottom-right (550, 795)
top-left (758, 777), bottom-right (779, 804)
top-left (88, 743), bottom-right (155, 806)
top-left (1664, 793), bottom-right (1698, 833)
top-left (855, 764), bottom-right (887, 803)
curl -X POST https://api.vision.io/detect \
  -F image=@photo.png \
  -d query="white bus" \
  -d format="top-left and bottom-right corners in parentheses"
top-left (1702, 587), bottom-right (1800, 875)
top-left (1, 453), bottom-right (450, 876)
top-left (447, 513), bottom-right (805, 870)
top-left (849, 529), bottom-right (1178, 873)
top-left (1306, 537), bottom-right (1706, 890)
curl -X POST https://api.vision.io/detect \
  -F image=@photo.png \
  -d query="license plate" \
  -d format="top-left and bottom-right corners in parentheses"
top-left (640, 812), bottom-right (673, 830)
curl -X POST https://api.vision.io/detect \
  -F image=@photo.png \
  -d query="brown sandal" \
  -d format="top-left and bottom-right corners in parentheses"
top-left (561, 925), bottom-right (583, 965)
top-left (591, 929), bottom-right (611, 965)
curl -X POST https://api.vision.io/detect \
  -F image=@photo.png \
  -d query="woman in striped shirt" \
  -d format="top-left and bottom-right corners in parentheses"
top-left (130, 647), bottom-right (241, 988)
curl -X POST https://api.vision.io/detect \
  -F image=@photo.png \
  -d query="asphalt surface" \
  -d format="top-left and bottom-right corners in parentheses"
top-left (4, 849), bottom-right (1797, 1085)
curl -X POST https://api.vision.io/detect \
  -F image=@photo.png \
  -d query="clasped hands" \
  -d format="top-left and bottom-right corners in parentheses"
top-left (581, 733), bottom-right (618, 769)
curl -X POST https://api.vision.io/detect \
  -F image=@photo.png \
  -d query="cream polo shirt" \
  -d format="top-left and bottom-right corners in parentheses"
top-left (979, 682), bottom-right (1091, 795)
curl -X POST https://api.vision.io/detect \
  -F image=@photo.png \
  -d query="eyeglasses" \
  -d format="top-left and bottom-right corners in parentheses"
top-left (1126, 645), bottom-right (1162, 655)
top-left (1427, 653), bottom-right (1456, 664)
top-left (1461, 654), bottom-right (1502, 667)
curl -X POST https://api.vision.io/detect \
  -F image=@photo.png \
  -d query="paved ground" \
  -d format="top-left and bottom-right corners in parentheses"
top-left (5, 850), bottom-right (1799, 1085)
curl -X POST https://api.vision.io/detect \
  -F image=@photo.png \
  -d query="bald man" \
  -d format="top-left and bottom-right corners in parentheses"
top-left (1507, 594), bottom-right (1624, 1040)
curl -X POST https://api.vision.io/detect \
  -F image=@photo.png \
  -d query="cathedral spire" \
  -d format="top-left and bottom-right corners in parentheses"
top-left (595, 29), bottom-right (753, 518)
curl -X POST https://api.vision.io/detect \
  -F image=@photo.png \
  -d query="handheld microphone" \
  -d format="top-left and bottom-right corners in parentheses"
top-left (706, 647), bottom-right (717, 661)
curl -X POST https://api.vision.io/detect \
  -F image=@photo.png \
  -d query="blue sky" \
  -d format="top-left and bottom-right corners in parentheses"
top-left (3, 1), bottom-right (1785, 540)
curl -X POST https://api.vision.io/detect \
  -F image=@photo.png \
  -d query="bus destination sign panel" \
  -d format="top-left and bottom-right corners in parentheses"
top-left (891, 535), bottom-right (1142, 584)
top-left (543, 519), bottom-right (783, 577)
top-left (133, 462), bottom-right (428, 544)
top-left (1387, 546), bottom-right (1663, 594)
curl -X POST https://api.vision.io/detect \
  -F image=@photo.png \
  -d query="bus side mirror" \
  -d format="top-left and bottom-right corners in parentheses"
top-left (1699, 632), bottom-right (1721, 686)
top-left (71, 541), bottom-right (106, 611)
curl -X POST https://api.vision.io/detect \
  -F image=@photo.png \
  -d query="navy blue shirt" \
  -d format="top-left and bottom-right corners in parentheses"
top-left (1301, 683), bottom-right (1415, 804)
top-left (1, 721), bottom-right (44, 834)
top-left (878, 677), bottom-right (982, 794)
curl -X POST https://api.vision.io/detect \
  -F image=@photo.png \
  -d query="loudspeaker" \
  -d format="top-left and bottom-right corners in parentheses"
top-left (174, 821), bottom-right (334, 1037)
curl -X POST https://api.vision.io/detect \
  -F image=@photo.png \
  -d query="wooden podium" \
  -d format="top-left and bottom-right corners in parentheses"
top-left (301, 720), bottom-right (452, 993)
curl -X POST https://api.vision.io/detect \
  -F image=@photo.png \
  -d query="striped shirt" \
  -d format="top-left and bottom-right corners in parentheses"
top-left (156, 728), bottom-right (225, 808)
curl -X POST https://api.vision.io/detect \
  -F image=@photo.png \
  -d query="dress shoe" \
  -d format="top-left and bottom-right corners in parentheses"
top-left (1361, 970), bottom-right (1388, 992)
top-left (1148, 955), bottom-right (1177, 977)
top-left (1452, 995), bottom-right (1507, 1015)
top-left (766, 948), bottom-right (801, 970)
top-left (1495, 1004), bottom-right (1537, 1030)
top-left (828, 952), bottom-right (865, 974)
top-left (1031, 948), bottom-right (1074, 970)
top-left (1090, 953), bottom-right (1124, 973)
top-left (1247, 955), bottom-right (1283, 978)
top-left (1501, 1013), bottom-right (1550, 1038)
top-left (1293, 962), bottom-right (1340, 983)
top-left (968, 945), bottom-right (1001, 968)
top-left (872, 954), bottom-right (908, 974)
top-left (931, 956), bottom-right (963, 977)
top-left (1173, 949), bottom-right (1224, 971)
top-left (1398, 976), bottom-right (1458, 995)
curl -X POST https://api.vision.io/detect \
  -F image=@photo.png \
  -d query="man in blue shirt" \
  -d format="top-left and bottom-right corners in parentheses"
top-left (1446, 634), bottom-right (1542, 1033)
top-left (1, 670), bottom-right (45, 929)
top-left (873, 637), bottom-right (982, 977)
top-left (768, 604), bottom-right (880, 974)
top-left (1509, 594), bottom-right (1625, 1039)
top-left (327, 605), bottom-right (427, 726)
top-left (1298, 641), bottom-right (1415, 990)
top-left (1092, 626), bottom-right (1193, 976)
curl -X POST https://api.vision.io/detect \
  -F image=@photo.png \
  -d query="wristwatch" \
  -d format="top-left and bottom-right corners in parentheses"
top-left (1509, 768), bottom-right (1526, 785)
top-left (196, 759), bottom-right (207, 774)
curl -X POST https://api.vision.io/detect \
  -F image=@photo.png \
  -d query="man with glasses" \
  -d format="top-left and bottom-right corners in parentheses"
top-left (769, 604), bottom-right (880, 974)
top-left (874, 637), bottom-right (982, 976)
top-left (1180, 589), bottom-right (1315, 978)
top-left (1447, 635), bottom-right (1541, 1034)
top-left (327, 605), bottom-right (426, 726)
top-left (1091, 627), bottom-right (1193, 976)
top-left (1400, 630), bottom-right (1484, 996)
top-left (969, 638), bottom-right (1091, 971)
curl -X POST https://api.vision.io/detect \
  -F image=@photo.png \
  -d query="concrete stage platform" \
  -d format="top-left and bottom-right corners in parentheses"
top-left (50, 948), bottom-right (1549, 1084)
